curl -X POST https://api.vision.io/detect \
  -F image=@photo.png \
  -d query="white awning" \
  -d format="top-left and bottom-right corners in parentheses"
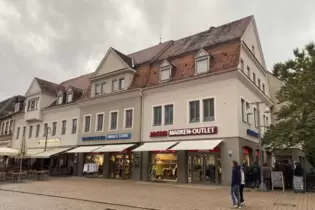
top-left (34, 147), bottom-right (73, 158)
top-left (0, 147), bottom-right (19, 156)
top-left (93, 144), bottom-right (135, 152)
top-left (171, 140), bottom-right (222, 151)
top-left (66, 146), bottom-right (102, 153)
top-left (26, 149), bottom-right (46, 157)
top-left (132, 141), bottom-right (178, 152)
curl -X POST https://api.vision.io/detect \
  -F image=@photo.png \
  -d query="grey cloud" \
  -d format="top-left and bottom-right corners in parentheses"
top-left (1, 0), bottom-right (315, 100)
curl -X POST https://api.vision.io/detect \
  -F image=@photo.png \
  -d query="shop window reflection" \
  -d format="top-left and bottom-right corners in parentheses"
top-left (109, 153), bottom-right (133, 179)
top-left (149, 152), bottom-right (177, 182)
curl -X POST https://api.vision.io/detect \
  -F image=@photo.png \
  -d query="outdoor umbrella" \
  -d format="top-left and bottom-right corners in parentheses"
top-left (19, 136), bottom-right (27, 173)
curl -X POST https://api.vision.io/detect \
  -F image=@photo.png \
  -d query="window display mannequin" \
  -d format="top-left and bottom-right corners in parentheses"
top-left (155, 159), bottom-right (164, 179)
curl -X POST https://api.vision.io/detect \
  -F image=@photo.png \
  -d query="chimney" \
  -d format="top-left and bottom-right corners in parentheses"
top-left (209, 26), bottom-right (215, 30)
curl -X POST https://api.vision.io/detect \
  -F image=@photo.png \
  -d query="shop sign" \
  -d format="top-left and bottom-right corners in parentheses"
top-left (247, 129), bottom-right (258, 138)
top-left (82, 133), bottom-right (132, 141)
top-left (149, 131), bottom-right (168, 137)
top-left (38, 138), bottom-right (61, 146)
top-left (168, 126), bottom-right (217, 136)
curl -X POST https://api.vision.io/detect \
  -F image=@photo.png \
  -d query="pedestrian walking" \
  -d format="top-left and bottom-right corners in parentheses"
top-left (231, 160), bottom-right (242, 208)
top-left (251, 162), bottom-right (260, 189)
top-left (240, 166), bottom-right (246, 206)
top-left (262, 163), bottom-right (271, 190)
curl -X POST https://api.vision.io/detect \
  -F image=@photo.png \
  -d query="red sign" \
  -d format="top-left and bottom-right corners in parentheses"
top-left (150, 131), bottom-right (168, 137)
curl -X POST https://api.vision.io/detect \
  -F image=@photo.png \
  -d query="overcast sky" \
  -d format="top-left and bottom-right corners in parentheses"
top-left (0, 0), bottom-right (315, 100)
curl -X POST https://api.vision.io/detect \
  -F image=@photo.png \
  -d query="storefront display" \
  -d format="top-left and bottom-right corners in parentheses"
top-left (84, 153), bottom-right (104, 176)
top-left (109, 153), bottom-right (133, 179)
top-left (149, 152), bottom-right (177, 182)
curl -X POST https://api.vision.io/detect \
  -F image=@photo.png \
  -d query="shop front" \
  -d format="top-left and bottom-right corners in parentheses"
top-left (70, 132), bottom-right (137, 179)
top-left (134, 126), bottom-right (223, 185)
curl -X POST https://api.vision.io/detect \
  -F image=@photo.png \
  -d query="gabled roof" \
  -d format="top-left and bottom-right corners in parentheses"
top-left (0, 95), bottom-right (26, 119)
top-left (35, 77), bottom-right (61, 96)
top-left (111, 48), bottom-right (133, 67)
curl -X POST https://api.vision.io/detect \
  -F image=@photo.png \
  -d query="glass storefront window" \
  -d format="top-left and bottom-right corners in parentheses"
top-left (149, 152), bottom-right (177, 181)
top-left (109, 153), bottom-right (133, 179)
top-left (84, 153), bottom-right (104, 175)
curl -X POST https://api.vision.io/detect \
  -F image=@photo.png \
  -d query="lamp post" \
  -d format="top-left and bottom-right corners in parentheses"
top-left (246, 101), bottom-right (270, 192)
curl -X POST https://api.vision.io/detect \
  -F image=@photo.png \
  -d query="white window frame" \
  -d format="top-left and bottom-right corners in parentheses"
top-left (240, 59), bottom-right (244, 72)
top-left (71, 118), bottom-right (78, 134)
top-left (95, 83), bottom-right (100, 96)
top-left (151, 103), bottom-right (175, 127)
top-left (35, 124), bottom-right (40, 138)
top-left (240, 97), bottom-right (251, 125)
top-left (14, 102), bottom-right (20, 112)
top-left (61, 120), bottom-right (67, 135)
top-left (83, 114), bottom-right (92, 133)
top-left (67, 92), bottom-right (73, 103)
top-left (187, 97), bottom-right (216, 124)
top-left (101, 82), bottom-right (106, 94)
top-left (28, 125), bottom-right (33, 138)
top-left (16, 127), bottom-right (20, 139)
top-left (95, 112), bottom-right (105, 132)
top-left (57, 95), bottom-right (63, 105)
top-left (152, 105), bottom-right (163, 127)
top-left (119, 78), bottom-right (125, 90)
top-left (108, 110), bottom-right (119, 131)
top-left (43, 122), bottom-right (48, 137)
top-left (112, 79), bottom-right (118, 92)
top-left (123, 108), bottom-right (134, 129)
top-left (160, 67), bottom-right (171, 82)
top-left (195, 57), bottom-right (210, 75)
top-left (51, 121), bottom-right (58, 136)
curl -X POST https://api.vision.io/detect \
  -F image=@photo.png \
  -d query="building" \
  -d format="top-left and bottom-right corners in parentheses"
top-left (0, 95), bottom-right (25, 148)
top-left (133, 15), bottom-right (273, 185)
top-left (11, 75), bottom-right (90, 171)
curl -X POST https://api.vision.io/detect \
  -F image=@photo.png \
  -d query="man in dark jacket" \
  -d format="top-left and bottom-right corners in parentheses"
top-left (231, 160), bottom-right (241, 208)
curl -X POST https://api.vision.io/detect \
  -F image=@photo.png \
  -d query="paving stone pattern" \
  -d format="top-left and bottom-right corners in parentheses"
top-left (0, 177), bottom-right (315, 210)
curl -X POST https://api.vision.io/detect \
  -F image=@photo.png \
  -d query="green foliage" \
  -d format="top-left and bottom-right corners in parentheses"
top-left (264, 42), bottom-right (315, 166)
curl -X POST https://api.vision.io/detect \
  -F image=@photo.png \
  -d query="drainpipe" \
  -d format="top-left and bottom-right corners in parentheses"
top-left (139, 88), bottom-right (144, 180)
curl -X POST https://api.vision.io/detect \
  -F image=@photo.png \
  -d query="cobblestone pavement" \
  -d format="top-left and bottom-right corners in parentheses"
top-left (0, 177), bottom-right (315, 210)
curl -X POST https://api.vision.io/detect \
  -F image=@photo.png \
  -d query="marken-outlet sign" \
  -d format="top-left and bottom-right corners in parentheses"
top-left (149, 126), bottom-right (218, 137)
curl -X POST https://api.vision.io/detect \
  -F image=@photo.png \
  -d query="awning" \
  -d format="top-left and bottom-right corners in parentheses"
top-left (93, 144), bottom-right (135, 152)
top-left (171, 140), bottom-right (222, 151)
top-left (0, 147), bottom-right (19, 156)
top-left (66, 146), bottom-right (102, 153)
top-left (132, 141), bottom-right (178, 152)
top-left (26, 149), bottom-right (47, 157)
top-left (34, 147), bottom-right (73, 158)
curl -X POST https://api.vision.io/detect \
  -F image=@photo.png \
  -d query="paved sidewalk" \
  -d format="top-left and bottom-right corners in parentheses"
top-left (0, 177), bottom-right (314, 210)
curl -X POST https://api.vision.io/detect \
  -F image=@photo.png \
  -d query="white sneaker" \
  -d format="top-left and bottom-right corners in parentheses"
top-left (232, 205), bottom-right (238, 208)
top-left (241, 201), bottom-right (245, 205)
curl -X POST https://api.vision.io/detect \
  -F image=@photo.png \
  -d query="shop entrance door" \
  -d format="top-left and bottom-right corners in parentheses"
top-left (188, 153), bottom-right (220, 184)
top-left (109, 153), bottom-right (133, 179)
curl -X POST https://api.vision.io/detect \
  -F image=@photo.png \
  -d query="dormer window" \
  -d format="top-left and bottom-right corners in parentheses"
top-left (112, 79), bottom-right (118, 92)
top-left (57, 94), bottom-right (63, 105)
top-left (67, 92), bottom-right (73, 103)
top-left (119, 78), bottom-right (125, 90)
top-left (95, 84), bottom-right (100, 96)
top-left (14, 102), bottom-right (20, 112)
top-left (159, 60), bottom-right (172, 82)
top-left (27, 97), bottom-right (39, 111)
top-left (195, 49), bottom-right (210, 74)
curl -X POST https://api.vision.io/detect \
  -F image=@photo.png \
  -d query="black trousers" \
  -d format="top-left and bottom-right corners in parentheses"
top-left (240, 184), bottom-right (245, 202)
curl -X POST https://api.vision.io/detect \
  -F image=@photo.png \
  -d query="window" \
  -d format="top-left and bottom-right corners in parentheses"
top-left (262, 83), bottom-right (265, 93)
top-left (29, 125), bottom-right (33, 138)
top-left (67, 93), bottom-right (73, 103)
top-left (16, 127), bottom-right (20, 139)
top-left (258, 78), bottom-right (261, 89)
top-left (240, 59), bottom-right (244, 72)
top-left (22, 126), bottom-right (26, 137)
top-left (153, 106), bottom-right (162, 126)
top-left (160, 68), bottom-right (171, 81)
top-left (164, 104), bottom-right (173, 125)
top-left (101, 82), bottom-right (106, 94)
top-left (57, 95), bottom-right (63, 104)
top-left (95, 84), bottom-right (100, 96)
top-left (27, 98), bottom-right (39, 111)
top-left (35, 124), bottom-right (40, 137)
top-left (43, 123), bottom-right (48, 136)
top-left (112, 79), bottom-right (118, 92)
top-left (254, 107), bottom-right (258, 128)
top-left (252, 45), bottom-right (255, 55)
top-left (71, 119), bottom-right (77, 134)
top-left (96, 113), bottom-right (104, 131)
top-left (109, 111), bottom-right (118, 130)
top-left (203, 98), bottom-right (215, 121)
top-left (189, 100), bottom-right (200, 123)
top-left (52, 122), bottom-right (57, 136)
top-left (61, 120), bottom-right (67, 135)
top-left (84, 115), bottom-right (91, 133)
top-left (241, 99), bottom-right (246, 122)
top-left (252, 72), bottom-right (256, 83)
top-left (14, 103), bottom-right (20, 112)
top-left (119, 78), bottom-right (125, 90)
top-left (195, 58), bottom-right (209, 74)
top-left (247, 66), bottom-right (250, 77)
top-left (124, 109), bottom-right (133, 128)
top-left (246, 102), bottom-right (250, 124)
top-left (265, 116), bottom-right (269, 127)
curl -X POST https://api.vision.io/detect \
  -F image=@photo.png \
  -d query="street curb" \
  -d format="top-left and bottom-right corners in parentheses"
top-left (0, 188), bottom-right (162, 210)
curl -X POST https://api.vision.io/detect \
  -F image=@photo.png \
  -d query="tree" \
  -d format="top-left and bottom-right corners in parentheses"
top-left (263, 42), bottom-right (315, 167)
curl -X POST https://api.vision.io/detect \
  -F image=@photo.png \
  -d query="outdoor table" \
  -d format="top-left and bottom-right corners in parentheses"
top-left (36, 170), bottom-right (49, 181)
top-left (12, 172), bottom-right (27, 183)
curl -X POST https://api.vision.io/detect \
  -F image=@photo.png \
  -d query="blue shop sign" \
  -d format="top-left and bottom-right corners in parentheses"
top-left (247, 129), bottom-right (259, 138)
top-left (82, 133), bottom-right (132, 141)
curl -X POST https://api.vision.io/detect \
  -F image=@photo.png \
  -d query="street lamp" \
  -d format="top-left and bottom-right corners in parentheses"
top-left (246, 101), bottom-right (270, 192)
